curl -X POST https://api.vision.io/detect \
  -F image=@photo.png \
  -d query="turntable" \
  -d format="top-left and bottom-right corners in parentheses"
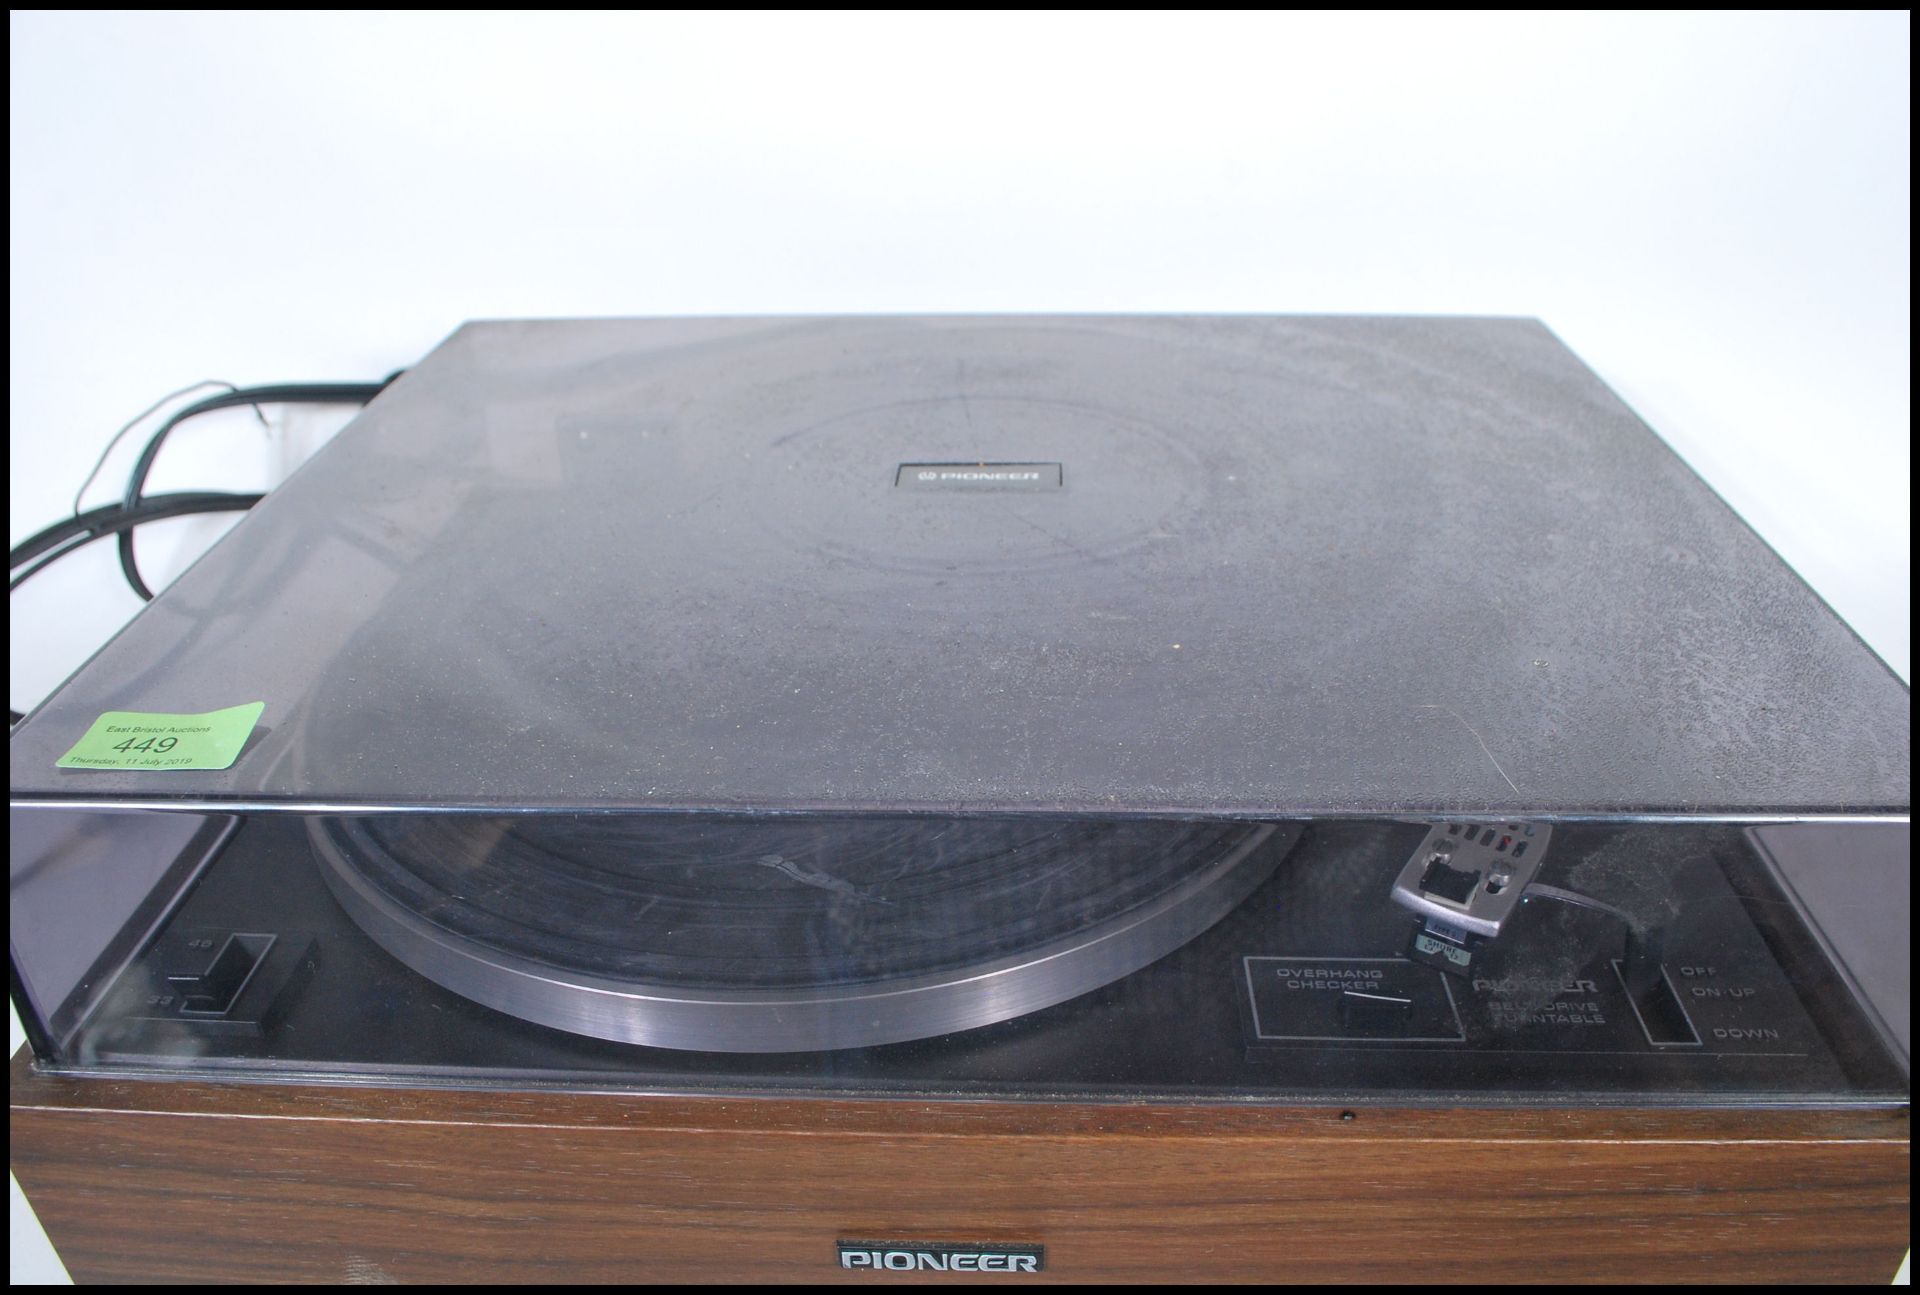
top-left (9, 317), bottom-right (1909, 1282)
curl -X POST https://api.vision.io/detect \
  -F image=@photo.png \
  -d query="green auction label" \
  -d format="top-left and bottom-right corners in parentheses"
top-left (56, 702), bottom-right (265, 771)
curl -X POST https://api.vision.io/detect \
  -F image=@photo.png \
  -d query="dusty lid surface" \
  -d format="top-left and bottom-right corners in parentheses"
top-left (8, 315), bottom-right (1910, 816)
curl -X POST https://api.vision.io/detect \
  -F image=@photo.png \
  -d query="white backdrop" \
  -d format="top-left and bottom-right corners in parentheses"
top-left (7, 11), bottom-right (1911, 1284)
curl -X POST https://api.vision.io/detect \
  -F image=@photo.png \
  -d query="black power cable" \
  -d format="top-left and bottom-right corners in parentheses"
top-left (69, 379), bottom-right (248, 515)
top-left (9, 371), bottom-right (402, 723)
top-left (115, 377), bottom-right (399, 600)
top-left (11, 491), bottom-right (264, 591)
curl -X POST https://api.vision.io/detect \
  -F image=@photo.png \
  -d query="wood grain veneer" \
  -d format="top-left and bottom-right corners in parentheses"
top-left (10, 1054), bottom-right (1909, 1284)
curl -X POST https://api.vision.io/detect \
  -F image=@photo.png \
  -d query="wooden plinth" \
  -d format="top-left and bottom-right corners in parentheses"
top-left (10, 1054), bottom-right (1909, 1284)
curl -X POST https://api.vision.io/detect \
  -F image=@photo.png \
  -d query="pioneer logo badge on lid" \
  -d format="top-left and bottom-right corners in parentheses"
top-left (895, 462), bottom-right (1063, 490)
top-left (837, 1241), bottom-right (1044, 1273)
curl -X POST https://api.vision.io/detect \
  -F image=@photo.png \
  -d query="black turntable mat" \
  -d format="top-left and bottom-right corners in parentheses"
top-left (308, 815), bottom-right (1281, 1052)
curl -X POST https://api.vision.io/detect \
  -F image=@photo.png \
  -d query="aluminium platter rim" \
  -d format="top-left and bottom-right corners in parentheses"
top-left (307, 817), bottom-right (1285, 1053)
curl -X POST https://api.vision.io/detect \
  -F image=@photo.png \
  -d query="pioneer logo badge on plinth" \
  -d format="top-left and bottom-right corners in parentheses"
top-left (837, 1241), bottom-right (1044, 1273)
